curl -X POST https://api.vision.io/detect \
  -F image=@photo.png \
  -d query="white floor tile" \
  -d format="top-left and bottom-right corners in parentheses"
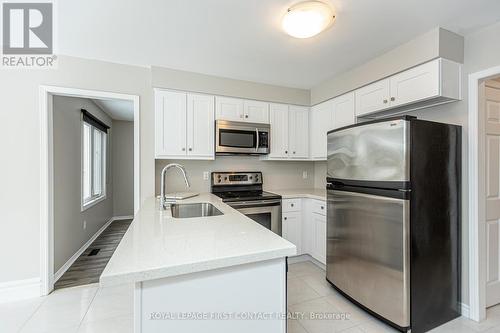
top-left (289, 297), bottom-right (360, 333)
top-left (81, 289), bottom-right (133, 323)
top-left (0, 297), bottom-right (45, 333)
top-left (20, 299), bottom-right (92, 333)
top-left (288, 276), bottom-right (322, 305)
top-left (288, 261), bottom-right (325, 278)
top-left (78, 314), bottom-right (133, 333)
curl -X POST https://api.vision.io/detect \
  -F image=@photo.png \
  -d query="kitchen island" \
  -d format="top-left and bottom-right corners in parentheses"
top-left (100, 193), bottom-right (296, 333)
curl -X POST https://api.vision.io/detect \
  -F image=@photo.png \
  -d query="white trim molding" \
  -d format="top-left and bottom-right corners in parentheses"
top-left (54, 215), bottom-right (134, 282)
top-left (0, 278), bottom-right (41, 303)
top-left (468, 65), bottom-right (500, 322)
top-left (39, 85), bottom-right (140, 297)
top-left (461, 303), bottom-right (470, 318)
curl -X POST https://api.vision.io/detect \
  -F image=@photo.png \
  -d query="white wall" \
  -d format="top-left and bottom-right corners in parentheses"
top-left (151, 66), bottom-right (310, 106)
top-left (155, 158), bottom-right (315, 195)
top-left (310, 27), bottom-right (464, 105)
top-left (0, 56), bottom-right (154, 284)
top-left (112, 120), bottom-right (134, 217)
top-left (53, 96), bottom-right (114, 272)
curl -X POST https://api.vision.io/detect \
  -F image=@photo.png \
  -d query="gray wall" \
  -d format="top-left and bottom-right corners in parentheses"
top-left (151, 66), bottom-right (310, 106)
top-left (155, 157), bottom-right (315, 195)
top-left (112, 120), bottom-right (134, 216)
top-left (53, 96), bottom-right (114, 272)
top-left (310, 27), bottom-right (464, 105)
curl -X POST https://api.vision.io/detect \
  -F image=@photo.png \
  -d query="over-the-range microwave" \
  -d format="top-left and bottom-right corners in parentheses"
top-left (215, 120), bottom-right (270, 155)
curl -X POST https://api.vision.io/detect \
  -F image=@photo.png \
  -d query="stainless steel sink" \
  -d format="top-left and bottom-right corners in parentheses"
top-left (170, 203), bottom-right (223, 218)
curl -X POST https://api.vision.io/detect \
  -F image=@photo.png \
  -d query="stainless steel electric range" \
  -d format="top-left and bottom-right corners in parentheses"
top-left (211, 171), bottom-right (282, 236)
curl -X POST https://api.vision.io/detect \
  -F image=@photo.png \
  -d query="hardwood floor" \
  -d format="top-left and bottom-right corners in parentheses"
top-left (54, 219), bottom-right (132, 290)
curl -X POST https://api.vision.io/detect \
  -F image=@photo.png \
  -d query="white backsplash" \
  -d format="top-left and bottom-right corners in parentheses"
top-left (155, 156), bottom-right (316, 195)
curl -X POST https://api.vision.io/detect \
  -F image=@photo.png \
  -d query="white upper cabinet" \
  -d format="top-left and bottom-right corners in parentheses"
top-left (332, 92), bottom-right (355, 130)
top-left (389, 59), bottom-right (440, 108)
top-left (268, 103), bottom-right (289, 159)
top-left (289, 106), bottom-right (309, 159)
top-left (216, 96), bottom-right (269, 124)
top-left (355, 58), bottom-right (461, 118)
top-left (215, 96), bottom-right (244, 122)
top-left (187, 93), bottom-right (215, 158)
top-left (155, 90), bottom-right (187, 157)
top-left (243, 100), bottom-right (269, 123)
top-left (310, 100), bottom-right (334, 160)
top-left (355, 79), bottom-right (391, 117)
top-left (155, 89), bottom-right (215, 160)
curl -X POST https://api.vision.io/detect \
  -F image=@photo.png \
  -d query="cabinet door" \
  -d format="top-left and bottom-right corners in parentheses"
top-left (215, 96), bottom-right (244, 121)
top-left (310, 100), bottom-right (333, 160)
top-left (187, 93), bottom-right (215, 158)
top-left (282, 211), bottom-right (301, 254)
top-left (244, 100), bottom-right (269, 124)
top-left (389, 60), bottom-right (440, 108)
top-left (289, 106), bottom-right (309, 159)
top-left (155, 90), bottom-right (187, 157)
top-left (268, 103), bottom-right (289, 158)
top-left (332, 92), bottom-right (355, 130)
top-left (355, 79), bottom-right (390, 117)
top-left (312, 213), bottom-right (326, 264)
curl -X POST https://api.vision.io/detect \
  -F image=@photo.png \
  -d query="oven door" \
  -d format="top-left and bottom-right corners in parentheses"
top-left (216, 120), bottom-right (270, 155)
top-left (228, 199), bottom-right (281, 235)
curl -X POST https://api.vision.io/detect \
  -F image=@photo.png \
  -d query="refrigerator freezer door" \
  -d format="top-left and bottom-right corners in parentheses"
top-left (326, 189), bottom-right (410, 328)
top-left (327, 119), bottom-right (409, 182)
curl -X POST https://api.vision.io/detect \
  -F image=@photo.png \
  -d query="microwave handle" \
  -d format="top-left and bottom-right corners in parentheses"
top-left (255, 128), bottom-right (259, 152)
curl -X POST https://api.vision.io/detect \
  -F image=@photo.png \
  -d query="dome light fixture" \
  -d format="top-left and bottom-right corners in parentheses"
top-left (282, 1), bottom-right (336, 39)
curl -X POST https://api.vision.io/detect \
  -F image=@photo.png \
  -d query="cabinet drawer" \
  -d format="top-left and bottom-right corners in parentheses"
top-left (312, 200), bottom-right (326, 215)
top-left (282, 199), bottom-right (301, 212)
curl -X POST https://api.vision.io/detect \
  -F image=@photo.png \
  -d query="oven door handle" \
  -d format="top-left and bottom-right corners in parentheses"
top-left (228, 199), bottom-right (281, 208)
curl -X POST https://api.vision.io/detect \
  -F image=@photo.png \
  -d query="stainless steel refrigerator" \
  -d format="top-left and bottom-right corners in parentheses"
top-left (326, 116), bottom-right (461, 333)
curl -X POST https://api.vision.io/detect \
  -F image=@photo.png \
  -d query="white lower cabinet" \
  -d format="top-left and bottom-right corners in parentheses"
top-left (282, 198), bottom-right (326, 264)
top-left (282, 211), bottom-right (301, 254)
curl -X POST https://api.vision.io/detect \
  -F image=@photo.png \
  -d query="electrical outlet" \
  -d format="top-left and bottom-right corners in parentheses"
top-left (203, 171), bottom-right (209, 181)
top-left (302, 171), bottom-right (308, 179)
top-left (83, 220), bottom-right (87, 230)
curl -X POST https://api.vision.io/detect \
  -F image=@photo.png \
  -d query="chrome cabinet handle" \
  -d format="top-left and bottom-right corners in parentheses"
top-left (182, 148), bottom-right (186, 151)
top-left (245, 114), bottom-right (249, 118)
top-left (293, 151), bottom-right (296, 154)
top-left (285, 150), bottom-right (288, 154)
top-left (188, 148), bottom-right (192, 151)
top-left (291, 203), bottom-right (294, 207)
top-left (284, 217), bottom-right (287, 220)
top-left (391, 97), bottom-right (395, 101)
top-left (383, 99), bottom-right (388, 104)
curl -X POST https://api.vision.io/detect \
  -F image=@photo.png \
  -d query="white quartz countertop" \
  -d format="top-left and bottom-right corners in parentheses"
top-left (268, 188), bottom-right (326, 201)
top-left (100, 193), bottom-right (296, 286)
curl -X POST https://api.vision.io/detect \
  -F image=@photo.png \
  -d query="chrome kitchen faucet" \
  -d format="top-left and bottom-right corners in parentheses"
top-left (159, 163), bottom-right (190, 210)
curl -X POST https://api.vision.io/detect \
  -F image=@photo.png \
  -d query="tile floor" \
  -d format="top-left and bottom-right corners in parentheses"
top-left (1, 260), bottom-right (499, 333)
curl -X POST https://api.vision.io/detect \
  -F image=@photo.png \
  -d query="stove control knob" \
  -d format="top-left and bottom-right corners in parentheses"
top-left (217, 179), bottom-right (221, 183)
top-left (224, 177), bottom-right (228, 181)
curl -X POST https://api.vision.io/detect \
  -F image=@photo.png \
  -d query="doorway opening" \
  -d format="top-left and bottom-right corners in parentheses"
top-left (39, 86), bottom-right (140, 295)
top-left (469, 67), bottom-right (500, 322)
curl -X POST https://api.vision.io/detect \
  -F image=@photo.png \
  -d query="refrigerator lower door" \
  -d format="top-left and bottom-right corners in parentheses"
top-left (326, 189), bottom-right (410, 328)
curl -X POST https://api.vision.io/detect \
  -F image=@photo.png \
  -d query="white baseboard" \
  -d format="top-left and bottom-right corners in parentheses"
top-left (0, 278), bottom-right (41, 303)
top-left (54, 215), bottom-right (132, 282)
top-left (461, 303), bottom-right (470, 318)
top-left (288, 254), bottom-right (326, 271)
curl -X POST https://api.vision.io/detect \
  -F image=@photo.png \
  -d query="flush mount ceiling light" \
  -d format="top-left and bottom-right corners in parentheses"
top-left (282, 1), bottom-right (336, 39)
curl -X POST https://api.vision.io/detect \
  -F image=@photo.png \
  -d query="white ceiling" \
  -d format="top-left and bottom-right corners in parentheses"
top-left (58, 0), bottom-right (500, 89)
top-left (92, 99), bottom-right (134, 121)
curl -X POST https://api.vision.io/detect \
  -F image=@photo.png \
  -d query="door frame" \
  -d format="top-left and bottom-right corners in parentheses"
top-left (468, 65), bottom-right (500, 321)
top-left (39, 85), bottom-right (140, 296)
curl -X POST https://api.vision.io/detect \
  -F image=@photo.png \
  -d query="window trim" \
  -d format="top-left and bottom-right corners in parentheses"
top-left (81, 119), bottom-right (107, 212)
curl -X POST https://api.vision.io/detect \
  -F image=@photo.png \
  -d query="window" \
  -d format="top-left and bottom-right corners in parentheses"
top-left (82, 110), bottom-right (108, 210)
